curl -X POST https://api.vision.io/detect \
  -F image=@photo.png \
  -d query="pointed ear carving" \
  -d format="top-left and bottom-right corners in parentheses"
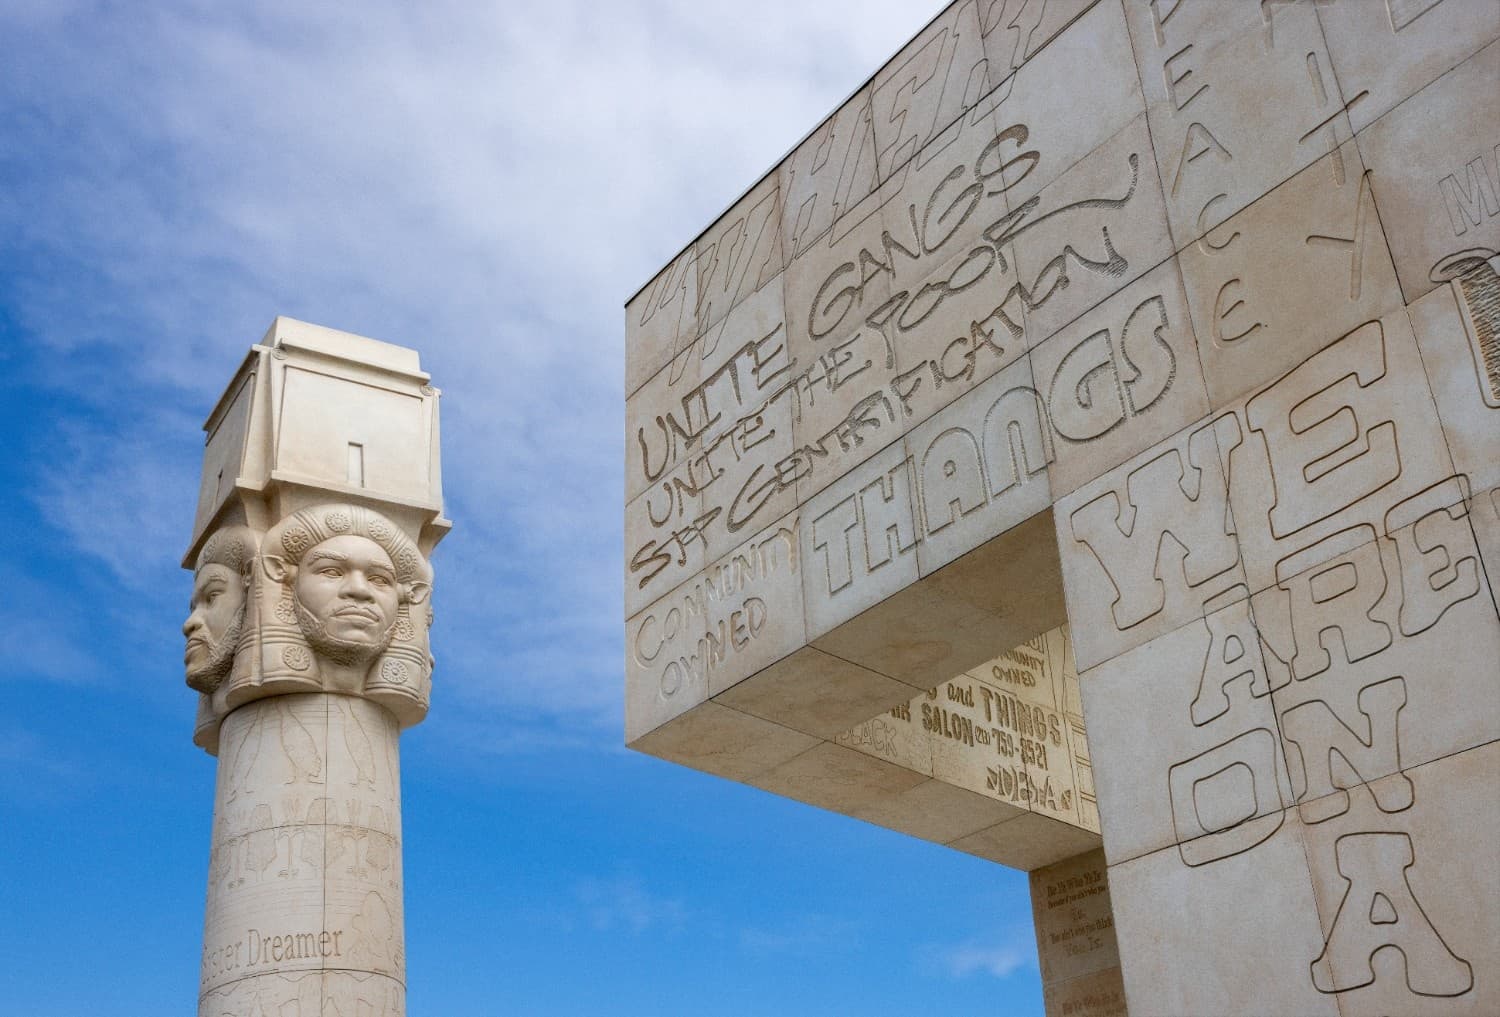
top-left (404, 581), bottom-right (432, 606)
top-left (262, 554), bottom-right (293, 584)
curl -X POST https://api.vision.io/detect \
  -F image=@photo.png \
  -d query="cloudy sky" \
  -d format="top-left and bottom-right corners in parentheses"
top-left (0, 1), bottom-right (1045, 1013)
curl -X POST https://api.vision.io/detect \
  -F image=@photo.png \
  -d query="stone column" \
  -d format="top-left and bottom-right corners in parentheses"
top-left (199, 694), bottom-right (405, 1014)
top-left (182, 318), bottom-right (449, 1017)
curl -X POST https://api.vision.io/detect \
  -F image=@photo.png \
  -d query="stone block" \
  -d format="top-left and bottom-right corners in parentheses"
top-left (1356, 41), bottom-right (1500, 304)
top-left (625, 245), bottom-right (698, 398)
top-left (1217, 307), bottom-right (1455, 599)
top-left (1300, 741), bottom-right (1500, 1016)
top-left (1177, 140), bottom-right (1404, 410)
top-left (1011, 114), bottom-right (1174, 350)
top-left (1317, 0), bottom-right (1500, 134)
top-left (1109, 811), bottom-right (1339, 1016)
top-left (1080, 597), bottom-right (1293, 867)
top-left (1055, 413), bottom-right (1246, 671)
top-left (1126, 0), bottom-right (1350, 253)
top-left (849, 777), bottom-right (1024, 845)
top-left (1407, 259), bottom-right (1500, 494)
top-left (1029, 849), bottom-right (1120, 986)
top-left (714, 646), bottom-right (917, 740)
top-left (1029, 256), bottom-right (1211, 498)
top-left (749, 740), bottom-right (928, 813)
top-left (950, 811), bottom-right (1101, 871)
top-left (628, 700), bottom-right (820, 783)
top-left (989, 0), bottom-right (1144, 210)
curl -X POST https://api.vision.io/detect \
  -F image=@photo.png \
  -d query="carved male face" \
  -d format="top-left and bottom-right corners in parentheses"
top-left (183, 563), bottom-right (247, 690)
top-left (292, 535), bottom-right (402, 665)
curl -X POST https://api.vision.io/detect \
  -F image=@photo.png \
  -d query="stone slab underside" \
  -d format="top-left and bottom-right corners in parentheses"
top-left (624, 1), bottom-right (1500, 1013)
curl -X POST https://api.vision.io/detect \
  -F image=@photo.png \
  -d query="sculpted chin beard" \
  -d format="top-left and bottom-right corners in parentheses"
top-left (185, 612), bottom-right (244, 692)
top-left (293, 597), bottom-right (397, 666)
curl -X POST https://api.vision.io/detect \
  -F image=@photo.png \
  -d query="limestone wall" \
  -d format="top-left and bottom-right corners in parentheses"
top-left (624, 2), bottom-right (1499, 1013)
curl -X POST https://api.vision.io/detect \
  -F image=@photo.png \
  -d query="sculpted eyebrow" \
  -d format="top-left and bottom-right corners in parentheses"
top-left (305, 550), bottom-right (349, 565)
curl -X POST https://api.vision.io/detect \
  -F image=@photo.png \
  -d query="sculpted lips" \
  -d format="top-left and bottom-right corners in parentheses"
top-left (334, 605), bottom-right (382, 624)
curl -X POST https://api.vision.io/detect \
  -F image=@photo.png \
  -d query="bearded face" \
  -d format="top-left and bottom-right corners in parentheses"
top-left (183, 563), bottom-right (247, 693)
top-left (290, 535), bottom-right (402, 667)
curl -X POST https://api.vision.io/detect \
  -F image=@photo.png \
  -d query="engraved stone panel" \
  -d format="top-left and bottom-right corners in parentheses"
top-left (984, 0), bottom-right (1143, 210)
top-left (1217, 307), bottom-right (1456, 599)
top-left (1029, 849), bottom-right (1120, 987)
top-left (1177, 141), bottom-right (1404, 409)
top-left (1300, 741), bottom-right (1499, 1016)
top-left (1356, 41), bottom-right (1500, 304)
top-left (1125, 0), bottom-right (1351, 253)
top-left (626, 510), bottom-right (804, 740)
top-left (1407, 255), bottom-right (1500, 493)
top-left (1080, 597), bottom-right (1292, 867)
top-left (1109, 811), bottom-right (1339, 1017)
top-left (1316, 0), bottom-right (1500, 134)
top-left (1010, 114), bottom-right (1174, 349)
top-left (1055, 413), bottom-right (1246, 671)
top-left (1029, 257), bottom-right (1211, 497)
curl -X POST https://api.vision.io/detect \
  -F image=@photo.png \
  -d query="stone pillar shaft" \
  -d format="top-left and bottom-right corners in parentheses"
top-left (199, 694), bottom-right (406, 1016)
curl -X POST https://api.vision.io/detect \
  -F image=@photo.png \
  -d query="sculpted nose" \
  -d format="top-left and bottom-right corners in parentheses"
top-left (183, 611), bottom-right (202, 637)
top-left (342, 571), bottom-right (375, 600)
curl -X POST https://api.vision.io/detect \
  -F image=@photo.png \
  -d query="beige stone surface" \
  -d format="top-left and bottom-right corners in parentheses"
top-left (1030, 257), bottom-right (1211, 498)
top-left (868, 0), bottom-right (1000, 189)
top-left (799, 437), bottom-right (921, 640)
top-left (1080, 598), bottom-right (1292, 867)
top-left (987, 0), bottom-right (1143, 211)
top-left (1055, 413), bottom-right (1246, 671)
top-left (1110, 811), bottom-right (1340, 1016)
top-left (811, 508), bottom-right (1065, 692)
top-left (714, 645), bottom-right (917, 740)
top-left (1041, 964), bottom-right (1127, 1017)
top-left (625, 245), bottom-right (698, 399)
top-left (1408, 260), bottom-right (1500, 493)
top-left (201, 695), bottom-right (406, 1007)
top-left (902, 355), bottom-right (1051, 576)
top-left (694, 173), bottom-right (784, 339)
top-left (624, 270), bottom-right (793, 514)
top-left (849, 777), bottom-right (1023, 845)
top-left (1316, 0), bottom-right (1500, 134)
top-left (1301, 741), bottom-right (1500, 1016)
top-left (1218, 306), bottom-right (1456, 599)
top-left (950, 811), bottom-right (1100, 871)
top-left (750, 740), bottom-right (927, 813)
top-left (626, 510), bottom-right (804, 740)
top-left (976, 0), bottom-right (1100, 88)
top-left (1011, 114), bottom-right (1174, 349)
top-left (1126, 0), bottom-right (1350, 253)
top-left (1470, 482), bottom-right (1500, 611)
top-left (1357, 41), bottom-right (1500, 304)
top-left (1177, 141), bottom-right (1405, 410)
top-left (1256, 510), bottom-right (1500, 815)
top-left (628, 700), bottom-right (819, 782)
top-left (1029, 849), bottom-right (1120, 986)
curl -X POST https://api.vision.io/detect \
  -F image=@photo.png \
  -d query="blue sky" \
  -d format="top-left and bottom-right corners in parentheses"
top-left (0, 2), bottom-right (1044, 1014)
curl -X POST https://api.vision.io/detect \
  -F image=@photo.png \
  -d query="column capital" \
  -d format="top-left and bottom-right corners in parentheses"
top-left (182, 318), bottom-right (449, 753)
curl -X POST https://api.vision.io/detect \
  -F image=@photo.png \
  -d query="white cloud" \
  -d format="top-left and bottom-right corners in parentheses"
top-left (739, 913), bottom-right (861, 956)
top-left (0, 0), bottom-right (945, 739)
top-left (573, 874), bottom-right (687, 935)
top-left (920, 927), bottom-right (1039, 980)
